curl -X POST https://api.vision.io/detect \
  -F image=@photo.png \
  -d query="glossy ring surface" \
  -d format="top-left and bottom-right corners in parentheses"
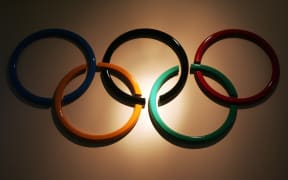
top-left (148, 64), bottom-right (238, 146)
top-left (53, 62), bottom-right (142, 142)
top-left (9, 29), bottom-right (96, 105)
top-left (101, 28), bottom-right (189, 106)
top-left (194, 29), bottom-right (280, 105)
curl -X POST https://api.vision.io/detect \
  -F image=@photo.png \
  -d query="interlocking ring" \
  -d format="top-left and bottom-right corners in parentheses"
top-left (9, 29), bottom-right (96, 106)
top-left (148, 64), bottom-right (237, 147)
top-left (194, 29), bottom-right (280, 105)
top-left (8, 28), bottom-right (280, 147)
top-left (53, 62), bottom-right (143, 142)
top-left (101, 28), bottom-right (189, 106)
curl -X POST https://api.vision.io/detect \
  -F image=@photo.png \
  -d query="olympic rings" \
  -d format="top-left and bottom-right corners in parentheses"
top-left (194, 29), bottom-right (280, 105)
top-left (8, 28), bottom-right (280, 147)
top-left (9, 29), bottom-right (96, 106)
top-left (101, 28), bottom-right (189, 106)
top-left (53, 62), bottom-right (142, 142)
top-left (148, 64), bottom-right (237, 146)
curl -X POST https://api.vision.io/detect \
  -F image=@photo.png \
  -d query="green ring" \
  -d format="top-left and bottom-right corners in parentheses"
top-left (148, 64), bottom-right (238, 146)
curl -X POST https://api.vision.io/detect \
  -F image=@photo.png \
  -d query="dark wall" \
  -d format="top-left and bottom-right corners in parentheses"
top-left (1, 0), bottom-right (287, 179)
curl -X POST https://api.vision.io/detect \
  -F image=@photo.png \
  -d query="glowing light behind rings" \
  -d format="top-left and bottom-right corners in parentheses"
top-left (8, 28), bottom-right (280, 147)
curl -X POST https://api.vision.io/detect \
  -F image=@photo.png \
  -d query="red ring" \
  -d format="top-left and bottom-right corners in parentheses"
top-left (194, 29), bottom-right (280, 105)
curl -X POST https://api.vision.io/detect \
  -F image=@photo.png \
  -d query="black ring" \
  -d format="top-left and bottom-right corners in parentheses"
top-left (101, 28), bottom-right (189, 106)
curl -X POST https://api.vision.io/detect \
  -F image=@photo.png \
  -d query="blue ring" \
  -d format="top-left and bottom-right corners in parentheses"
top-left (9, 29), bottom-right (96, 106)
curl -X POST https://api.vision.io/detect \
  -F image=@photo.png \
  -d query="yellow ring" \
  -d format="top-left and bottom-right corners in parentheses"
top-left (53, 62), bottom-right (143, 142)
